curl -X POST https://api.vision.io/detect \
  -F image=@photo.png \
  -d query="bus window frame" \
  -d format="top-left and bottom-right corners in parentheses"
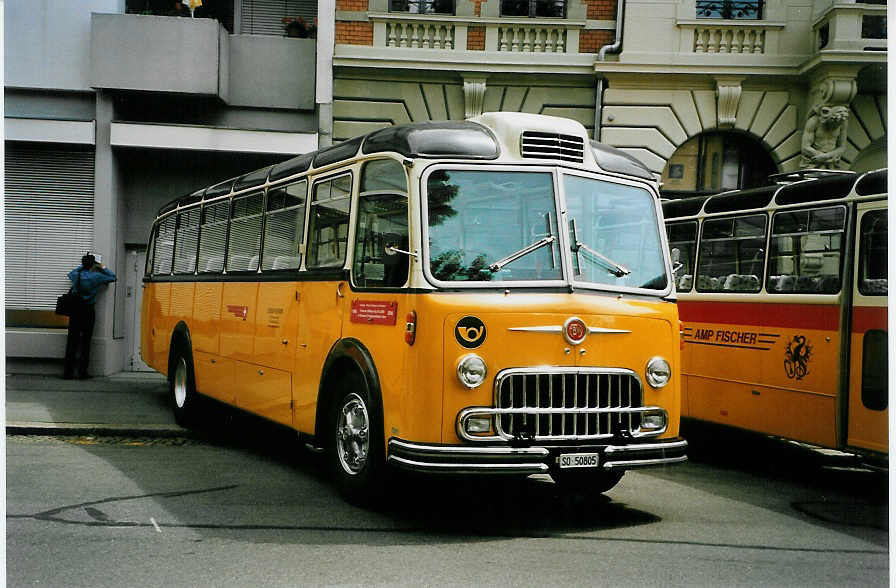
top-left (420, 164), bottom-right (569, 290)
top-left (563, 168), bottom-right (672, 295)
top-left (306, 171), bottom-right (354, 271)
top-left (694, 212), bottom-right (768, 294)
top-left (197, 195), bottom-right (231, 276)
top-left (857, 208), bottom-right (887, 297)
top-left (666, 219), bottom-right (698, 292)
top-left (351, 157), bottom-right (411, 291)
top-left (766, 204), bottom-right (847, 295)
top-left (260, 178), bottom-right (309, 273)
top-left (226, 189), bottom-right (265, 274)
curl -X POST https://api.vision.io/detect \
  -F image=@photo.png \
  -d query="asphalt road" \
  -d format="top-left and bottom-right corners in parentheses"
top-left (6, 422), bottom-right (889, 587)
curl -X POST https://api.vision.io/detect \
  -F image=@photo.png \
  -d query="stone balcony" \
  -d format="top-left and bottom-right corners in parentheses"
top-left (89, 13), bottom-right (316, 109)
top-left (369, 13), bottom-right (585, 54)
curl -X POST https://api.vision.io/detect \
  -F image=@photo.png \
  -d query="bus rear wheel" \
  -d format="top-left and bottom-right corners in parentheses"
top-left (552, 470), bottom-right (624, 494)
top-left (328, 379), bottom-right (387, 505)
top-left (170, 345), bottom-right (199, 427)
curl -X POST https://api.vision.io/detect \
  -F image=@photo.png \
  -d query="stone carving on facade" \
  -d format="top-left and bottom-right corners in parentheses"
top-left (463, 76), bottom-right (488, 119)
top-left (714, 77), bottom-right (744, 127)
top-left (800, 104), bottom-right (850, 169)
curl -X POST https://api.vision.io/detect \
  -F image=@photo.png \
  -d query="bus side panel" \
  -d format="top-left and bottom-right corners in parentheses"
top-left (169, 282), bottom-right (196, 333)
top-left (193, 282), bottom-right (223, 355)
top-left (140, 282), bottom-right (158, 371)
top-left (220, 282), bottom-right (258, 363)
top-left (847, 305), bottom-right (888, 453)
top-left (145, 282), bottom-right (172, 374)
top-left (758, 302), bottom-right (840, 446)
top-left (681, 300), bottom-right (840, 446)
top-left (293, 280), bottom-right (344, 435)
top-left (194, 349), bottom-right (235, 404)
top-left (339, 290), bottom-right (414, 444)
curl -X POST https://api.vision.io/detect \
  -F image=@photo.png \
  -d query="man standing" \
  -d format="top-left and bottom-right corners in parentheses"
top-left (63, 254), bottom-right (116, 379)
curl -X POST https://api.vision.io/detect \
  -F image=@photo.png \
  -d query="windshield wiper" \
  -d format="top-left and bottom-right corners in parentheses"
top-left (488, 235), bottom-right (556, 273)
top-left (568, 218), bottom-right (630, 278)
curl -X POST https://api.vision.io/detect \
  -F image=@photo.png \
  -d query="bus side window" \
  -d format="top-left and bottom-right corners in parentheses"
top-left (262, 180), bottom-right (307, 272)
top-left (696, 214), bottom-right (766, 293)
top-left (152, 215), bottom-right (176, 276)
top-left (308, 174), bottom-right (352, 269)
top-left (352, 160), bottom-right (410, 288)
top-left (767, 206), bottom-right (845, 294)
top-left (666, 221), bottom-right (697, 291)
top-left (858, 210), bottom-right (887, 295)
top-left (173, 208), bottom-right (200, 274)
top-left (227, 191), bottom-right (264, 272)
top-left (198, 200), bottom-right (229, 274)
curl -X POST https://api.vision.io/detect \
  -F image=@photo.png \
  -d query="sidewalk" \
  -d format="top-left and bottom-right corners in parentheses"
top-left (5, 371), bottom-right (190, 437)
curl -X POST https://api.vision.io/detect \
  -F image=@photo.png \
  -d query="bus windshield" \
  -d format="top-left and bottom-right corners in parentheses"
top-left (564, 175), bottom-right (667, 290)
top-left (425, 168), bottom-right (668, 290)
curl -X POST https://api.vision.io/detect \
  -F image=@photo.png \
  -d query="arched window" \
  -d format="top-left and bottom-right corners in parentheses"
top-left (660, 132), bottom-right (776, 199)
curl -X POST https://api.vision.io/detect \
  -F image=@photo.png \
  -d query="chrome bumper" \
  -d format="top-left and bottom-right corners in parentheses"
top-left (386, 437), bottom-right (688, 475)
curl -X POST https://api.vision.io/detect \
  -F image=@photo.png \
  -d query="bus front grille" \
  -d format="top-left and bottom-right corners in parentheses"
top-left (495, 368), bottom-right (643, 441)
top-left (520, 131), bottom-right (585, 163)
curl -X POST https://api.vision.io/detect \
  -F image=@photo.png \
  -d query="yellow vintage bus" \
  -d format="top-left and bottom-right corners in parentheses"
top-left (142, 113), bottom-right (687, 500)
top-left (664, 169), bottom-right (887, 463)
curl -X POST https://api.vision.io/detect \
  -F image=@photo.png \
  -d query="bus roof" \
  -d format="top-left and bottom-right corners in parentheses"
top-left (155, 113), bottom-right (656, 218)
top-left (662, 168), bottom-right (887, 220)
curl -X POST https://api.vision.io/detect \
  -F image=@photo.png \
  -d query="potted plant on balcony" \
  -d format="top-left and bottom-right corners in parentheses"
top-left (282, 16), bottom-right (317, 38)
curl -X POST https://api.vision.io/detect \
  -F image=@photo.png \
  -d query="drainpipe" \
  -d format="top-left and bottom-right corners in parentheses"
top-left (594, 0), bottom-right (625, 142)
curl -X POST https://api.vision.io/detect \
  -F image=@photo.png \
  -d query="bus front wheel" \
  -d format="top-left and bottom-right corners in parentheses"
top-left (170, 345), bottom-right (199, 427)
top-left (328, 377), bottom-right (387, 505)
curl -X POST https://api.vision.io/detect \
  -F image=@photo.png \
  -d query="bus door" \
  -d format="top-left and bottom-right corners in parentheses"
top-left (294, 172), bottom-right (353, 432)
top-left (846, 203), bottom-right (888, 454)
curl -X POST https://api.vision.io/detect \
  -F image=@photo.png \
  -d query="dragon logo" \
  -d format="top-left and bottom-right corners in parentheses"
top-left (784, 335), bottom-right (812, 380)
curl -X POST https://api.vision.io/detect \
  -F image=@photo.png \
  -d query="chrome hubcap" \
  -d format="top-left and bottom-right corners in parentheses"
top-left (173, 357), bottom-right (187, 408)
top-left (336, 393), bottom-right (370, 475)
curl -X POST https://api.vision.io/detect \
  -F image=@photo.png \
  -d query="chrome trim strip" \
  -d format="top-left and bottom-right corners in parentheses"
top-left (603, 439), bottom-right (688, 454)
top-left (506, 326), bottom-right (631, 335)
top-left (387, 455), bottom-right (550, 474)
top-left (603, 456), bottom-right (688, 470)
top-left (389, 438), bottom-right (549, 457)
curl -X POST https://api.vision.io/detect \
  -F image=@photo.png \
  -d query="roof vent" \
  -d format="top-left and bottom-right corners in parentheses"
top-left (521, 131), bottom-right (584, 163)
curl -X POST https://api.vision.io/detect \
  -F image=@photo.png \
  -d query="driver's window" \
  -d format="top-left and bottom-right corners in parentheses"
top-left (352, 160), bottom-right (409, 288)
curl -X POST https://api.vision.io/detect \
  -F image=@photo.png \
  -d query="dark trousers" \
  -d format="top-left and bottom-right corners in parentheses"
top-left (63, 304), bottom-right (96, 378)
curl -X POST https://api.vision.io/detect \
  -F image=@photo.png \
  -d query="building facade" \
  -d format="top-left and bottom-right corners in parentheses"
top-left (4, 0), bottom-right (887, 373)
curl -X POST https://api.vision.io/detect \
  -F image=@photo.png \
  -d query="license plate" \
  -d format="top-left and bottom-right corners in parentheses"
top-left (558, 452), bottom-right (600, 469)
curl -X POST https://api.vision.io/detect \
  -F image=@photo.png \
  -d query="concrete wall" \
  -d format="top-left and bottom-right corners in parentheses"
top-left (91, 14), bottom-right (222, 95)
top-left (228, 36), bottom-right (316, 110)
top-left (5, 0), bottom-right (121, 91)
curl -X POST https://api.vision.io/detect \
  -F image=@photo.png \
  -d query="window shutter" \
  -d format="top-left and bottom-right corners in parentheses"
top-left (240, 0), bottom-right (317, 36)
top-left (5, 144), bottom-right (95, 310)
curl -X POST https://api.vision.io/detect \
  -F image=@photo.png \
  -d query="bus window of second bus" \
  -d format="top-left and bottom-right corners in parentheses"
top-left (666, 221), bottom-right (697, 291)
top-left (696, 214), bottom-right (766, 292)
top-left (767, 206), bottom-right (845, 294)
top-left (858, 209), bottom-right (887, 296)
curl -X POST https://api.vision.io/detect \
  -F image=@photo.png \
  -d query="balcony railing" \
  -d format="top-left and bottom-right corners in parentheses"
top-left (676, 19), bottom-right (783, 54)
top-left (370, 13), bottom-right (584, 53)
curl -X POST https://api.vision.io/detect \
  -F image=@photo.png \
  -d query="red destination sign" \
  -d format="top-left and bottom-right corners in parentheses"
top-left (350, 300), bottom-right (398, 325)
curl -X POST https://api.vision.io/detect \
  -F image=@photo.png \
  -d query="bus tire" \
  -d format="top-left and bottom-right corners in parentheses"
top-left (328, 374), bottom-right (387, 506)
top-left (552, 470), bottom-right (624, 495)
top-left (170, 344), bottom-right (199, 428)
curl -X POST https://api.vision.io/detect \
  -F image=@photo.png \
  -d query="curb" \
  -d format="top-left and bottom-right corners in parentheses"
top-left (6, 421), bottom-right (195, 438)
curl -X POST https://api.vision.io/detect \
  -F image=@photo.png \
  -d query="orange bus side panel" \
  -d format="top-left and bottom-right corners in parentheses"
top-left (235, 362), bottom-right (292, 427)
top-left (847, 306), bottom-right (888, 454)
top-left (147, 283), bottom-right (172, 373)
top-left (193, 349), bottom-right (235, 404)
top-left (293, 281), bottom-right (344, 435)
top-left (220, 282), bottom-right (258, 363)
top-left (193, 283), bottom-right (223, 354)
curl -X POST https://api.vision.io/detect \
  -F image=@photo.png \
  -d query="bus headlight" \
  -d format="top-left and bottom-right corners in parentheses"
top-left (457, 354), bottom-right (487, 389)
top-left (645, 357), bottom-right (671, 388)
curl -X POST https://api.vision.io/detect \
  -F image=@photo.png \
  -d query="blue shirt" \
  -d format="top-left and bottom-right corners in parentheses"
top-left (68, 265), bottom-right (116, 305)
